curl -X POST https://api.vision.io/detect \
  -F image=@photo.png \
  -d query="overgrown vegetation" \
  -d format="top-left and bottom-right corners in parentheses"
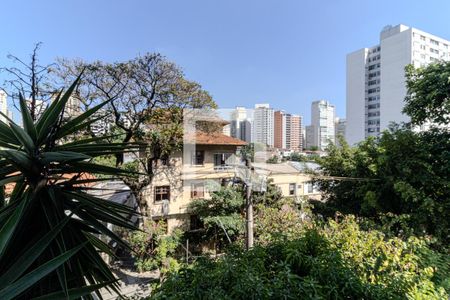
top-left (151, 216), bottom-right (449, 299)
top-left (126, 220), bottom-right (182, 276)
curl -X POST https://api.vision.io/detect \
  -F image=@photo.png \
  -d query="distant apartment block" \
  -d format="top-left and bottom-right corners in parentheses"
top-left (346, 24), bottom-right (450, 145)
top-left (0, 90), bottom-right (12, 123)
top-left (305, 100), bottom-right (335, 151)
top-left (253, 104), bottom-right (274, 147)
top-left (230, 106), bottom-right (252, 142)
top-left (274, 111), bottom-right (302, 151)
top-left (335, 117), bottom-right (346, 146)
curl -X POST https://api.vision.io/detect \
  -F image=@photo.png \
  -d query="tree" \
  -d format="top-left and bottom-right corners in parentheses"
top-left (316, 126), bottom-right (450, 246)
top-left (187, 187), bottom-right (245, 249)
top-left (55, 54), bottom-right (217, 214)
top-left (404, 62), bottom-right (450, 126)
top-left (0, 43), bottom-right (56, 121)
top-left (0, 77), bottom-right (139, 299)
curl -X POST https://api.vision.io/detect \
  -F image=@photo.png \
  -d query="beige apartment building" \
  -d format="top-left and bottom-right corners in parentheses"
top-left (143, 121), bottom-right (321, 233)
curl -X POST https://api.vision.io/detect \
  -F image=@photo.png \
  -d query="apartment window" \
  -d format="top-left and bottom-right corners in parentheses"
top-left (430, 48), bottom-right (439, 54)
top-left (444, 43), bottom-right (448, 49)
top-left (368, 80), bottom-right (379, 86)
top-left (368, 103), bottom-right (380, 109)
top-left (190, 215), bottom-right (203, 230)
top-left (289, 183), bottom-right (296, 196)
top-left (420, 45), bottom-right (426, 50)
top-left (213, 153), bottom-right (232, 168)
top-left (430, 39), bottom-right (439, 46)
top-left (306, 182), bottom-right (313, 194)
top-left (368, 87), bottom-right (380, 94)
top-left (154, 186), bottom-right (170, 203)
top-left (191, 182), bottom-right (205, 199)
top-left (191, 150), bottom-right (204, 165)
top-left (420, 35), bottom-right (426, 41)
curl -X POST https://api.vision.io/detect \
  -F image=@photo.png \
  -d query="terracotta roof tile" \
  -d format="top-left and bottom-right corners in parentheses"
top-left (186, 131), bottom-right (247, 146)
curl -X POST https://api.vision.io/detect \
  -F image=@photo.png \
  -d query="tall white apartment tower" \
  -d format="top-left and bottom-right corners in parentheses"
top-left (346, 24), bottom-right (450, 145)
top-left (253, 103), bottom-right (274, 147)
top-left (307, 100), bottom-right (336, 151)
top-left (0, 90), bottom-right (12, 123)
top-left (230, 106), bottom-right (252, 142)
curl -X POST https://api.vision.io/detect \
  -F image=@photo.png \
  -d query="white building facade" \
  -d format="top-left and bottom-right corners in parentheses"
top-left (230, 106), bottom-right (252, 142)
top-left (306, 100), bottom-right (335, 151)
top-left (346, 24), bottom-right (450, 145)
top-left (253, 104), bottom-right (274, 147)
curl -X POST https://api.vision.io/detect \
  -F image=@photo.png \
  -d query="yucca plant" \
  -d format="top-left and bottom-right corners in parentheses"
top-left (0, 75), bottom-right (141, 299)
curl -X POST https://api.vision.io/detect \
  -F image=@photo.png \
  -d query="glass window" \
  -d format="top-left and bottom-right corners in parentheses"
top-left (191, 182), bottom-right (205, 199)
top-left (213, 153), bottom-right (232, 167)
top-left (191, 150), bottom-right (204, 165)
top-left (155, 186), bottom-right (170, 202)
top-left (289, 183), bottom-right (296, 195)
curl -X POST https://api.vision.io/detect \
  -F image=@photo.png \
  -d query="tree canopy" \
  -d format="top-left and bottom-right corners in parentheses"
top-left (404, 62), bottom-right (450, 126)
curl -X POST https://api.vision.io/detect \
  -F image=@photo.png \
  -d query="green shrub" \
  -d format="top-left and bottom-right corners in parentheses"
top-left (150, 216), bottom-right (448, 299)
top-left (127, 220), bottom-right (182, 275)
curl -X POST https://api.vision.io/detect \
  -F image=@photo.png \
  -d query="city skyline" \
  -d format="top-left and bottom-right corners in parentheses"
top-left (1, 1), bottom-right (450, 125)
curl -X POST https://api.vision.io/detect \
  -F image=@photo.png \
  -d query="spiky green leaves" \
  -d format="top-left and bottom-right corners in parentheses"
top-left (0, 75), bottom-right (140, 299)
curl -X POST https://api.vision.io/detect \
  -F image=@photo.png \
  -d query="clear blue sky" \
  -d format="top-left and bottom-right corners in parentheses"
top-left (1, 0), bottom-right (449, 124)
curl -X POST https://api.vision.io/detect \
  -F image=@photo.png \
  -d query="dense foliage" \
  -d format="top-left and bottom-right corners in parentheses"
top-left (151, 216), bottom-right (448, 299)
top-left (127, 220), bottom-right (182, 275)
top-left (316, 126), bottom-right (450, 246)
top-left (187, 187), bottom-right (245, 248)
top-left (0, 78), bottom-right (139, 299)
top-left (404, 62), bottom-right (450, 126)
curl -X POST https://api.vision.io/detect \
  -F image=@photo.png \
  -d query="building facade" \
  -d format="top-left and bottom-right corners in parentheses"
top-left (252, 104), bottom-right (274, 147)
top-left (306, 100), bottom-right (335, 151)
top-left (346, 24), bottom-right (450, 145)
top-left (274, 111), bottom-right (302, 151)
top-left (335, 117), bottom-right (346, 146)
top-left (0, 90), bottom-right (12, 123)
top-left (230, 106), bottom-right (252, 142)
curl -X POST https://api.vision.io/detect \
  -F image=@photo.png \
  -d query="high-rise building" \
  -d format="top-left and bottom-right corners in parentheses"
top-left (346, 24), bottom-right (450, 145)
top-left (335, 117), bottom-right (346, 146)
top-left (0, 90), bottom-right (9, 123)
top-left (253, 104), bottom-right (274, 147)
top-left (274, 110), bottom-right (302, 151)
top-left (230, 106), bottom-right (252, 142)
top-left (306, 100), bottom-right (336, 151)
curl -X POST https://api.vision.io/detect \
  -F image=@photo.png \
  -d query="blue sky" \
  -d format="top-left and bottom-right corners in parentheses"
top-left (1, 0), bottom-right (449, 124)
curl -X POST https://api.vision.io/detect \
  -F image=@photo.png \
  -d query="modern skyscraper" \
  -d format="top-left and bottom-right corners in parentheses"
top-left (306, 100), bottom-right (335, 151)
top-left (335, 117), bottom-right (346, 146)
top-left (0, 90), bottom-right (14, 123)
top-left (346, 24), bottom-right (450, 145)
top-left (230, 106), bottom-right (252, 142)
top-left (274, 110), bottom-right (302, 151)
top-left (253, 104), bottom-right (274, 147)
top-left (0, 90), bottom-right (9, 123)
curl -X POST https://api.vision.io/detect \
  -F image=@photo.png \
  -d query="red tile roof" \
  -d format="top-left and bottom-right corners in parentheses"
top-left (186, 131), bottom-right (247, 146)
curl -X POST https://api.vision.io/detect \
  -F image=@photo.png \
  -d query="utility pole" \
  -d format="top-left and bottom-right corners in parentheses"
top-left (246, 181), bottom-right (253, 249)
top-left (245, 158), bottom-right (254, 250)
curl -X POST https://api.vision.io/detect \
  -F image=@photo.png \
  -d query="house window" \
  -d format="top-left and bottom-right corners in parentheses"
top-left (154, 186), bottom-right (170, 202)
top-left (289, 183), bottom-right (296, 196)
top-left (190, 215), bottom-right (203, 230)
top-left (213, 153), bottom-right (232, 168)
top-left (191, 182), bottom-right (205, 199)
top-left (191, 150), bottom-right (204, 165)
top-left (306, 182), bottom-right (313, 194)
